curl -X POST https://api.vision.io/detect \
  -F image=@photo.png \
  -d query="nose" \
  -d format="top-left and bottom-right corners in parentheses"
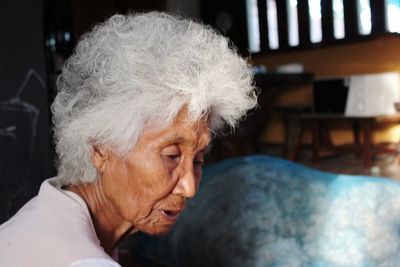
top-left (172, 164), bottom-right (198, 198)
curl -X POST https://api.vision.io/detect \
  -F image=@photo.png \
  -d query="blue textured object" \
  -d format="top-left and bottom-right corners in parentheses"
top-left (132, 155), bottom-right (400, 267)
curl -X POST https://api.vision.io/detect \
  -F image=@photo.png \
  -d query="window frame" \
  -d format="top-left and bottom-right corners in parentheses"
top-left (247, 0), bottom-right (400, 55)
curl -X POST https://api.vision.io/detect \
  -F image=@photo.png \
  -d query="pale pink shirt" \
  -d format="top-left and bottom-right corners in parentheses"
top-left (0, 178), bottom-right (121, 267)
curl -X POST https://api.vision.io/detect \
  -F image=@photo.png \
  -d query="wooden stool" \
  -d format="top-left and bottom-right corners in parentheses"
top-left (296, 114), bottom-right (400, 169)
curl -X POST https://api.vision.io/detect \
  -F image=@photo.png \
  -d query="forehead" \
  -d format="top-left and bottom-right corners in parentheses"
top-left (136, 109), bottom-right (211, 149)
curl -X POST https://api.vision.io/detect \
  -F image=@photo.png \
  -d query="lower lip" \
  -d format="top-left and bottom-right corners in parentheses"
top-left (160, 210), bottom-right (180, 223)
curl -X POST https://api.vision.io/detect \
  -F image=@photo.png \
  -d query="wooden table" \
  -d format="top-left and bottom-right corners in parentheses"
top-left (300, 113), bottom-right (400, 169)
top-left (209, 72), bottom-right (314, 162)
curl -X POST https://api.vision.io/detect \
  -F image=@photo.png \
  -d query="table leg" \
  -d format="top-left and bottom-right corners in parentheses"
top-left (362, 120), bottom-right (372, 169)
top-left (291, 121), bottom-right (305, 161)
top-left (352, 122), bottom-right (361, 157)
top-left (311, 121), bottom-right (320, 164)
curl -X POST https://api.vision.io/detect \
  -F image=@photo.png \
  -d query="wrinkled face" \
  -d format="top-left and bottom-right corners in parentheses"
top-left (98, 109), bottom-right (211, 235)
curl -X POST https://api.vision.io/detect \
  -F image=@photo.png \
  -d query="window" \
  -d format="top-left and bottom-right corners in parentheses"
top-left (387, 0), bottom-right (400, 33)
top-left (309, 0), bottom-right (322, 43)
top-left (333, 0), bottom-right (345, 39)
top-left (288, 0), bottom-right (299, 46)
top-left (267, 0), bottom-right (279, 49)
top-left (246, 0), bottom-right (260, 52)
top-left (246, 0), bottom-right (400, 53)
top-left (358, 0), bottom-right (371, 35)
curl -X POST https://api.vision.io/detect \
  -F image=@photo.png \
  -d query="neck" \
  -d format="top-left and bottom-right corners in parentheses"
top-left (66, 181), bottom-right (137, 255)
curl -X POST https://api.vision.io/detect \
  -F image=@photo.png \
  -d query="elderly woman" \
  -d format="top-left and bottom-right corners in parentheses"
top-left (0, 12), bottom-right (257, 267)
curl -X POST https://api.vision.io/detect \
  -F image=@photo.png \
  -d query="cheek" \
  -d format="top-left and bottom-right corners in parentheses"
top-left (132, 163), bottom-right (177, 204)
top-left (115, 155), bottom-right (178, 218)
top-left (156, 159), bottom-right (181, 192)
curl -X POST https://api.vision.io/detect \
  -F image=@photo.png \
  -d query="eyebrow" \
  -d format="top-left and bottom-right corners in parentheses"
top-left (204, 143), bottom-right (212, 154)
top-left (167, 135), bottom-right (186, 144)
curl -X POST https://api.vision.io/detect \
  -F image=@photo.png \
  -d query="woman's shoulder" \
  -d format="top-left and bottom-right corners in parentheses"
top-left (69, 258), bottom-right (121, 267)
top-left (0, 178), bottom-right (115, 267)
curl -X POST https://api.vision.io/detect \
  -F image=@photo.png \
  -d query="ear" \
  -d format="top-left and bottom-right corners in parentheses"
top-left (91, 145), bottom-right (109, 174)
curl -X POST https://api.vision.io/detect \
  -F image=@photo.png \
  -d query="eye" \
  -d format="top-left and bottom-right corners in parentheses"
top-left (161, 145), bottom-right (181, 165)
top-left (193, 151), bottom-right (205, 167)
top-left (167, 154), bottom-right (180, 162)
top-left (194, 159), bottom-right (204, 167)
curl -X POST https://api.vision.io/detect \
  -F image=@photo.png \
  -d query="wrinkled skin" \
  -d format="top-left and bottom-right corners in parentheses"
top-left (68, 108), bottom-right (211, 254)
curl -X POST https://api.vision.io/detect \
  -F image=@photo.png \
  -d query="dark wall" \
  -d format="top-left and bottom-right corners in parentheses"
top-left (70, 0), bottom-right (166, 38)
top-left (0, 0), bottom-right (54, 223)
top-left (200, 0), bottom-right (249, 55)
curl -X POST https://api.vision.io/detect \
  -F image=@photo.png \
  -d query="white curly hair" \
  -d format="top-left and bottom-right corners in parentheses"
top-left (52, 12), bottom-right (257, 185)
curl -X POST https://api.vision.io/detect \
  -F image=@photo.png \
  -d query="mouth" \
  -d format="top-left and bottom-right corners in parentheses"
top-left (160, 209), bottom-right (181, 222)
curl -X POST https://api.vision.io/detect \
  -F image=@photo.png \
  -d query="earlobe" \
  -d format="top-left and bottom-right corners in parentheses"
top-left (91, 146), bottom-right (109, 173)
